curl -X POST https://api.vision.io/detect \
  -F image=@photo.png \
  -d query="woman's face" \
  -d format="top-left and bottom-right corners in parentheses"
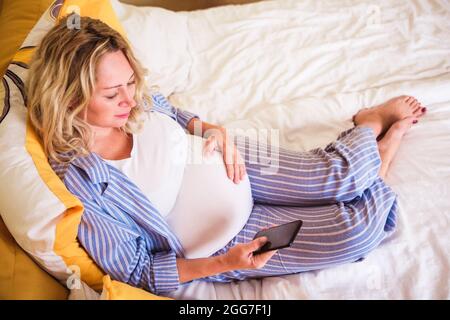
top-left (85, 50), bottom-right (137, 130)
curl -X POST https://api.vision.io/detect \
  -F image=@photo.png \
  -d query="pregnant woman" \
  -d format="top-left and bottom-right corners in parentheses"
top-left (27, 16), bottom-right (426, 295)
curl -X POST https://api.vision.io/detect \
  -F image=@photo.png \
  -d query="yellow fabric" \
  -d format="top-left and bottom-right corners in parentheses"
top-left (0, 217), bottom-right (69, 300)
top-left (0, 0), bottom-right (68, 300)
top-left (25, 113), bottom-right (106, 292)
top-left (0, 0), bottom-right (55, 77)
top-left (57, 0), bottom-right (126, 36)
top-left (9, 48), bottom-right (35, 66)
top-left (102, 276), bottom-right (173, 300)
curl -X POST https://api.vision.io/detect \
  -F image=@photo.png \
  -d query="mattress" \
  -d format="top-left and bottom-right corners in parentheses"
top-left (145, 0), bottom-right (450, 299)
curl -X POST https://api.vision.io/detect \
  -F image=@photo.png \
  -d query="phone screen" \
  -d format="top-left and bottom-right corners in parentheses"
top-left (253, 220), bottom-right (303, 255)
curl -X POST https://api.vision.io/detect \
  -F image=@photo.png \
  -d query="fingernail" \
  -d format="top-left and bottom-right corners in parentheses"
top-left (413, 120), bottom-right (418, 124)
top-left (422, 107), bottom-right (427, 112)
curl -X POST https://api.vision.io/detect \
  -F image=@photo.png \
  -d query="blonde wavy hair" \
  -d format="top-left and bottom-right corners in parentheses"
top-left (27, 14), bottom-right (150, 165)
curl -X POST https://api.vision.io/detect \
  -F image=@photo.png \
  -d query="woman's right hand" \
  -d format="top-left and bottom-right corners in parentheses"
top-left (177, 236), bottom-right (277, 284)
top-left (222, 237), bottom-right (277, 271)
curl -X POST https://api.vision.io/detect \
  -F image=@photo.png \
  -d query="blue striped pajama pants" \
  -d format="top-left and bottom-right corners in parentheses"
top-left (204, 126), bottom-right (398, 283)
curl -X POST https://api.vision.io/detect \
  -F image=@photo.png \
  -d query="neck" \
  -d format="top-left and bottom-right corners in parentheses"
top-left (89, 126), bottom-right (121, 155)
top-left (91, 126), bottom-right (116, 140)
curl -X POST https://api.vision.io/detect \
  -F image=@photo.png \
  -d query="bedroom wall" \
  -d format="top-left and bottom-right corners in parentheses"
top-left (119, 0), bottom-right (263, 11)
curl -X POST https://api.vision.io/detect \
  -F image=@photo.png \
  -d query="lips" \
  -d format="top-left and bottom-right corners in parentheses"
top-left (115, 112), bottom-right (130, 118)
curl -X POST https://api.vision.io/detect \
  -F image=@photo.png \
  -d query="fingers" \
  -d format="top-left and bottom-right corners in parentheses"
top-left (224, 142), bottom-right (234, 181)
top-left (204, 136), bottom-right (248, 185)
top-left (237, 151), bottom-right (246, 181)
top-left (251, 243), bottom-right (277, 269)
top-left (224, 145), bottom-right (247, 184)
top-left (233, 150), bottom-right (240, 184)
top-left (239, 163), bottom-right (246, 181)
top-left (248, 236), bottom-right (268, 252)
top-left (227, 237), bottom-right (275, 270)
top-left (226, 163), bottom-right (235, 181)
top-left (203, 136), bottom-right (217, 158)
top-left (260, 224), bottom-right (278, 232)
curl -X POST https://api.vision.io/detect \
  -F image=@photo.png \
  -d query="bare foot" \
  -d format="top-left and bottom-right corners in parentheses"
top-left (353, 96), bottom-right (426, 137)
top-left (377, 116), bottom-right (417, 179)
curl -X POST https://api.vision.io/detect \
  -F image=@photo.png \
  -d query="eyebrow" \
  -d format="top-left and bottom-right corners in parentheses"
top-left (102, 73), bottom-right (135, 90)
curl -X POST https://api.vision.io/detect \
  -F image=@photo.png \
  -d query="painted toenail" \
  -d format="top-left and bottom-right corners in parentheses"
top-left (413, 120), bottom-right (418, 124)
top-left (422, 107), bottom-right (427, 112)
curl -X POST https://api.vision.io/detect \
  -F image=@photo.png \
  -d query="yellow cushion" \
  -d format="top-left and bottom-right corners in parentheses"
top-left (0, 217), bottom-right (69, 299)
top-left (57, 0), bottom-right (126, 35)
top-left (101, 276), bottom-right (172, 300)
top-left (0, 0), bottom-right (56, 78)
top-left (0, 0), bottom-right (69, 300)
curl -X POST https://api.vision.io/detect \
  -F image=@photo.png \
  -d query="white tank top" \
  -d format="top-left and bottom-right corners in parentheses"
top-left (104, 111), bottom-right (253, 259)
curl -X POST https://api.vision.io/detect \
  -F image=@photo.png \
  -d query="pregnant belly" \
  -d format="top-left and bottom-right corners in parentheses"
top-left (165, 135), bottom-right (254, 259)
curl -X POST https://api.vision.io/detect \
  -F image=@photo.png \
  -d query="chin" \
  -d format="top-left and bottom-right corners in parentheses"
top-left (114, 118), bottom-right (129, 125)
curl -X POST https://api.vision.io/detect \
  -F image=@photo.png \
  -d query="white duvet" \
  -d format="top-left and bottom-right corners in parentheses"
top-left (112, 0), bottom-right (450, 299)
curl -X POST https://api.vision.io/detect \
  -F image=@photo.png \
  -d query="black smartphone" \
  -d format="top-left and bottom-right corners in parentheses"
top-left (252, 220), bottom-right (303, 255)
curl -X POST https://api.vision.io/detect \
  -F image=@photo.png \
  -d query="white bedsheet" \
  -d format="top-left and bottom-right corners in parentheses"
top-left (119, 0), bottom-right (450, 299)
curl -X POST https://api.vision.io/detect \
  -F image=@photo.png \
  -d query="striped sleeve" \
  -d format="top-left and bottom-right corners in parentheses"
top-left (151, 92), bottom-right (200, 129)
top-left (76, 197), bottom-right (180, 294)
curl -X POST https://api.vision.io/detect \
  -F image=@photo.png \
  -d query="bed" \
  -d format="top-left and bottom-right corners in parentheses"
top-left (1, 0), bottom-right (449, 300)
top-left (149, 0), bottom-right (450, 300)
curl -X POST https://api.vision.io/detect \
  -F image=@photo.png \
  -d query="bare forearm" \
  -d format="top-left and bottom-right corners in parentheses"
top-left (186, 118), bottom-right (225, 138)
top-left (176, 238), bottom-right (274, 284)
top-left (176, 255), bottom-right (231, 284)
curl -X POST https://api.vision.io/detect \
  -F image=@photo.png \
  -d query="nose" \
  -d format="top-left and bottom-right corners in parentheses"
top-left (118, 86), bottom-right (136, 109)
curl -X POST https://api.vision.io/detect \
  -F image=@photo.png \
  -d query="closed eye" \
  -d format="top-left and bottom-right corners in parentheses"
top-left (106, 93), bottom-right (118, 99)
top-left (104, 80), bottom-right (135, 99)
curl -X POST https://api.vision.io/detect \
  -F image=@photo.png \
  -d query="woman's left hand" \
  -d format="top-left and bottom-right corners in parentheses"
top-left (203, 128), bottom-right (247, 184)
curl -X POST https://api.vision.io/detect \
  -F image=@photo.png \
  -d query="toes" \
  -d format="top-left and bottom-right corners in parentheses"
top-left (408, 97), bottom-right (418, 106)
top-left (397, 95), bottom-right (413, 104)
top-left (405, 96), bottom-right (414, 103)
top-left (405, 116), bottom-right (418, 125)
top-left (400, 95), bottom-right (409, 101)
top-left (413, 106), bottom-right (422, 116)
top-left (414, 104), bottom-right (427, 116)
top-left (408, 115), bottom-right (417, 122)
top-left (405, 115), bottom-right (416, 121)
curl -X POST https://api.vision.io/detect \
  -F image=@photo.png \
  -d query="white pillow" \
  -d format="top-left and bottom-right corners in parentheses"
top-left (111, 0), bottom-right (193, 97)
